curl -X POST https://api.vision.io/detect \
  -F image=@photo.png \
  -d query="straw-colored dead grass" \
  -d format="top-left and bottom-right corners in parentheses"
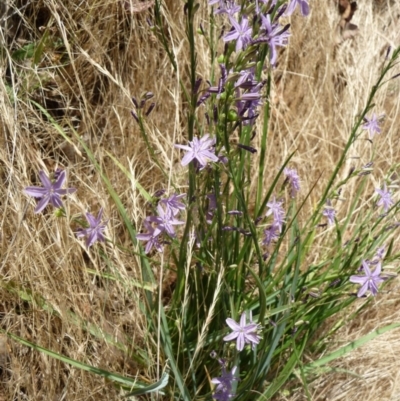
top-left (1, 0), bottom-right (400, 399)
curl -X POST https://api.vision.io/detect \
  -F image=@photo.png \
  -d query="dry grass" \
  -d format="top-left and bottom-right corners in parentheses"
top-left (1, 0), bottom-right (400, 399)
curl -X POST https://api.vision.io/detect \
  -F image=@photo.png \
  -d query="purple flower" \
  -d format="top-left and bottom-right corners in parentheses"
top-left (210, 0), bottom-right (240, 16)
top-left (235, 85), bottom-right (262, 125)
top-left (350, 260), bottom-right (388, 297)
top-left (284, 167), bottom-right (301, 198)
top-left (376, 183), bottom-right (393, 213)
top-left (136, 222), bottom-right (163, 254)
top-left (233, 69), bottom-right (262, 123)
top-left (266, 197), bottom-right (285, 232)
top-left (236, 88), bottom-right (263, 102)
top-left (212, 364), bottom-right (238, 401)
top-left (362, 113), bottom-right (383, 139)
top-left (263, 223), bottom-right (280, 246)
top-left (259, 14), bottom-right (290, 66)
top-left (161, 193), bottom-right (186, 216)
top-left (24, 170), bottom-right (76, 214)
top-left (223, 16), bottom-right (253, 53)
top-left (234, 67), bottom-right (257, 90)
top-left (223, 312), bottom-right (261, 351)
top-left (285, 0), bottom-right (310, 16)
top-left (175, 134), bottom-right (219, 170)
top-left (322, 200), bottom-right (336, 226)
top-left (76, 208), bottom-right (107, 247)
top-left (148, 204), bottom-right (184, 237)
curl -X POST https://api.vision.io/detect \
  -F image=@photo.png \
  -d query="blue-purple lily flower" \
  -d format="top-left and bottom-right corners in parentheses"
top-left (350, 260), bottom-right (388, 297)
top-left (24, 170), bottom-right (76, 214)
top-left (161, 193), bottom-right (186, 216)
top-left (175, 134), bottom-right (219, 170)
top-left (209, 0), bottom-right (240, 16)
top-left (266, 197), bottom-right (285, 232)
top-left (148, 204), bottom-right (184, 237)
top-left (376, 183), bottom-right (394, 213)
top-left (223, 16), bottom-right (253, 53)
top-left (259, 14), bottom-right (290, 66)
top-left (263, 223), bottom-right (280, 246)
top-left (212, 363), bottom-right (238, 401)
top-left (137, 222), bottom-right (163, 254)
top-left (76, 208), bottom-right (107, 247)
top-left (362, 113), bottom-right (383, 139)
top-left (223, 312), bottom-right (261, 351)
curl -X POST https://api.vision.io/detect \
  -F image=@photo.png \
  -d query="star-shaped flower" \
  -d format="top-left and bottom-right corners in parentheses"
top-left (259, 14), bottom-right (290, 66)
top-left (362, 113), bottom-right (383, 139)
top-left (161, 193), bottom-right (186, 216)
top-left (223, 312), bottom-right (261, 351)
top-left (24, 170), bottom-right (76, 214)
top-left (223, 16), bottom-right (253, 53)
top-left (147, 204), bottom-right (184, 237)
top-left (136, 222), bottom-right (163, 254)
top-left (210, 0), bottom-right (240, 16)
top-left (211, 365), bottom-right (238, 401)
top-left (263, 223), bottom-right (280, 246)
top-left (76, 208), bottom-right (108, 247)
top-left (349, 260), bottom-right (388, 297)
top-left (266, 197), bottom-right (285, 232)
top-left (376, 183), bottom-right (393, 213)
top-left (175, 134), bottom-right (219, 170)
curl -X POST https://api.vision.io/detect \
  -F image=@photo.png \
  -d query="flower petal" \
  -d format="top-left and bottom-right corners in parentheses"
top-left (236, 333), bottom-right (245, 351)
top-left (357, 281), bottom-right (369, 297)
top-left (24, 186), bottom-right (47, 198)
top-left (181, 153), bottom-right (194, 166)
top-left (223, 332), bottom-right (239, 342)
top-left (38, 171), bottom-right (52, 189)
top-left (245, 333), bottom-right (260, 344)
top-left (349, 275), bottom-right (367, 284)
top-left (52, 170), bottom-right (66, 190)
top-left (239, 312), bottom-right (247, 328)
top-left (86, 212), bottom-right (97, 227)
top-left (226, 318), bottom-right (240, 331)
top-left (35, 196), bottom-right (50, 214)
top-left (372, 262), bottom-right (382, 277)
top-left (361, 260), bottom-right (371, 276)
top-left (300, 1), bottom-right (310, 16)
top-left (50, 194), bottom-right (63, 209)
top-left (174, 144), bottom-right (192, 152)
top-left (369, 280), bottom-right (379, 296)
